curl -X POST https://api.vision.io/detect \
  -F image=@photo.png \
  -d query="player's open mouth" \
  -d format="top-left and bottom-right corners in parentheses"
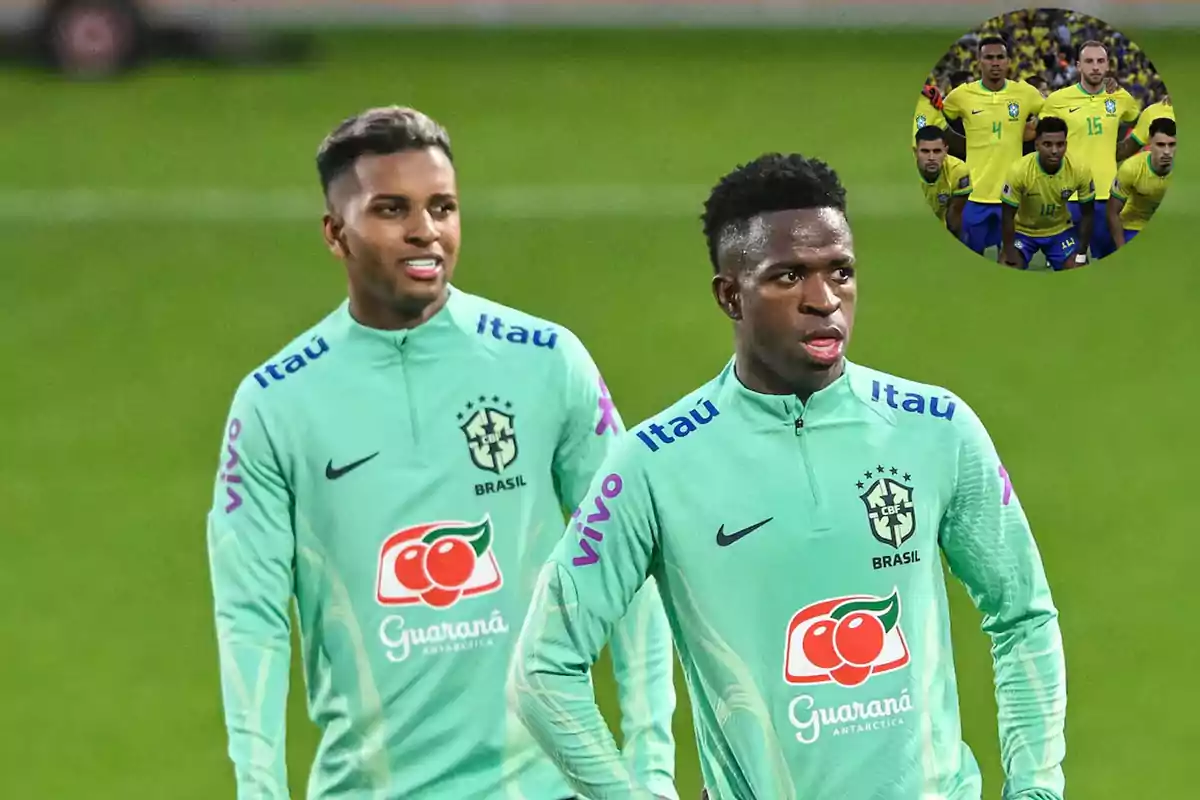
top-left (401, 257), bottom-right (443, 281)
top-left (801, 330), bottom-right (845, 365)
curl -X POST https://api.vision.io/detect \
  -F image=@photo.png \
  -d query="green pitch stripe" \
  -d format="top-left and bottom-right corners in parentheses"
top-left (2, 184), bottom-right (1195, 222)
top-left (3, 184), bottom-right (1195, 222)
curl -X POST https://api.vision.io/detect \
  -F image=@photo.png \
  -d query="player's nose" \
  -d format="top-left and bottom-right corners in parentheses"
top-left (798, 278), bottom-right (839, 314)
top-left (404, 211), bottom-right (439, 245)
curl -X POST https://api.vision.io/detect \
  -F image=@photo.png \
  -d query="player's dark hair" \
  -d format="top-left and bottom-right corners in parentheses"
top-left (1035, 116), bottom-right (1069, 138)
top-left (978, 35), bottom-right (1009, 56)
top-left (1149, 117), bottom-right (1177, 138)
top-left (915, 125), bottom-right (947, 144)
top-left (316, 106), bottom-right (453, 196)
top-left (1076, 40), bottom-right (1109, 60)
top-left (950, 70), bottom-right (972, 88)
top-left (701, 153), bottom-right (847, 273)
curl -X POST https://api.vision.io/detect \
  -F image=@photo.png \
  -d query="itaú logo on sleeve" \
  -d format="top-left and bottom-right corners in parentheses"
top-left (783, 590), bottom-right (909, 688)
top-left (376, 517), bottom-right (503, 609)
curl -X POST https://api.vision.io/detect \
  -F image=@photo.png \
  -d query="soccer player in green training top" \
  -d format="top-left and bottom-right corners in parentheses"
top-left (511, 154), bottom-right (1066, 799)
top-left (205, 106), bottom-right (678, 800)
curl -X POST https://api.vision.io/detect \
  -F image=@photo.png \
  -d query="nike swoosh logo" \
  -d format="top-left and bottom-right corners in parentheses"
top-left (1069, 107), bottom-right (1081, 112)
top-left (716, 517), bottom-right (773, 547)
top-left (325, 452), bottom-right (380, 480)
top-left (971, 109), bottom-right (983, 114)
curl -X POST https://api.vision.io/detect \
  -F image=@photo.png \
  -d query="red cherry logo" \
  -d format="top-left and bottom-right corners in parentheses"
top-left (833, 611), bottom-right (886, 667)
top-left (830, 663), bottom-right (872, 687)
top-left (425, 536), bottom-right (477, 588)
top-left (393, 542), bottom-right (433, 592)
top-left (421, 586), bottom-right (461, 608)
top-left (801, 620), bottom-right (842, 671)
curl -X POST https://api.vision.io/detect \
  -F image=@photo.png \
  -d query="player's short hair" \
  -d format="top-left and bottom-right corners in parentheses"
top-left (1149, 117), bottom-right (1177, 138)
top-left (1077, 40), bottom-right (1109, 60)
top-left (950, 70), bottom-right (972, 88)
top-left (316, 106), bottom-right (453, 196)
top-left (1035, 116), bottom-right (1069, 138)
top-left (701, 153), bottom-right (847, 273)
top-left (915, 125), bottom-right (947, 145)
top-left (978, 35), bottom-right (1009, 56)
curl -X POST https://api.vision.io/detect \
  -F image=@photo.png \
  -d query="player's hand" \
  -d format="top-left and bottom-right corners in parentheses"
top-left (1104, 76), bottom-right (1120, 94)
top-left (921, 83), bottom-right (945, 111)
top-left (1001, 248), bottom-right (1023, 268)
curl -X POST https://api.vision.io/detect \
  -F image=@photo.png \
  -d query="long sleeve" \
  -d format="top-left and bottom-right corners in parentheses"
top-left (205, 387), bottom-right (296, 799)
top-left (550, 331), bottom-right (678, 798)
top-left (512, 438), bottom-right (666, 799)
top-left (938, 403), bottom-right (1066, 800)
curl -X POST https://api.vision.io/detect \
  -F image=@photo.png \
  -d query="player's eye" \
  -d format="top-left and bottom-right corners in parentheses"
top-left (834, 267), bottom-right (856, 282)
top-left (776, 269), bottom-right (801, 284)
top-left (431, 201), bottom-right (459, 217)
top-left (374, 204), bottom-right (404, 217)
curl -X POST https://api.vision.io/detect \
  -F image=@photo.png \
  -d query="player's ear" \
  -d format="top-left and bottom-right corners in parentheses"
top-left (712, 271), bottom-right (742, 321)
top-left (323, 212), bottom-right (347, 258)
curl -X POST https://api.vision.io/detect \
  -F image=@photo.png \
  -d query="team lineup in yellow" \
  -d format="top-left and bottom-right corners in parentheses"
top-left (914, 34), bottom-right (1176, 269)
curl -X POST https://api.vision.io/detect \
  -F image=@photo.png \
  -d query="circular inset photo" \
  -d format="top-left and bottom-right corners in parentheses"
top-left (912, 8), bottom-right (1175, 271)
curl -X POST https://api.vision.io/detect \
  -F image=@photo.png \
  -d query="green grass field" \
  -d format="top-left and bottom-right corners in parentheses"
top-left (2, 27), bottom-right (1196, 798)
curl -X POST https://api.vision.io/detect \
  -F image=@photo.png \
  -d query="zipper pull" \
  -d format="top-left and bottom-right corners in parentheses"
top-left (794, 417), bottom-right (804, 435)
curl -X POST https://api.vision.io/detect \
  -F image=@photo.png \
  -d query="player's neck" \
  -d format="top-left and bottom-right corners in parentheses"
top-left (981, 77), bottom-right (1006, 92)
top-left (733, 346), bottom-right (844, 405)
top-left (349, 289), bottom-right (449, 331)
top-left (1078, 81), bottom-right (1104, 96)
top-left (1037, 155), bottom-right (1062, 174)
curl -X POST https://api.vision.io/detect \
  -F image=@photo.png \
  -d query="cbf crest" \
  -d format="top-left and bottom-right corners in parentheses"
top-left (459, 396), bottom-right (518, 474)
top-left (1105, 98), bottom-right (1117, 115)
top-left (916, 114), bottom-right (927, 129)
top-left (1007, 101), bottom-right (1020, 119)
top-left (857, 467), bottom-right (916, 549)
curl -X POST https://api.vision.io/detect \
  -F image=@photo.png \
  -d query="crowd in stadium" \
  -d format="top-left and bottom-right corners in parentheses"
top-left (930, 8), bottom-right (1167, 104)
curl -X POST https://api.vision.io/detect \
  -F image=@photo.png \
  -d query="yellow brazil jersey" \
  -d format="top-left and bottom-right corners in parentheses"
top-left (1041, 84), bottom-right (1139, 201)
top-left (1111, 153), bottom-right (1172, 231)
top-left (942, 79), bottom-right (1045, 204)
top-left (921, 154), bottom-right (972, 221)
top-left (1001, 152), bottom-right (1096, 236)
top-left (913, 95), bottom-right (947, 139)
top-left (1131, 100), bottom-right (1175, 147)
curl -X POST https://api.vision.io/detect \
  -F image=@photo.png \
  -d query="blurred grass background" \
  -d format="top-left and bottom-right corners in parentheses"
top-left (1, 25), bottom-right (1195, 799)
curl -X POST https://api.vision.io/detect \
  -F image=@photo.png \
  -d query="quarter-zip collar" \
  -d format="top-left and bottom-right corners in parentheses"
top-left (331, 285), bottom-right (472, 359)
top-left (714, 356), bottom-right (874, 431)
